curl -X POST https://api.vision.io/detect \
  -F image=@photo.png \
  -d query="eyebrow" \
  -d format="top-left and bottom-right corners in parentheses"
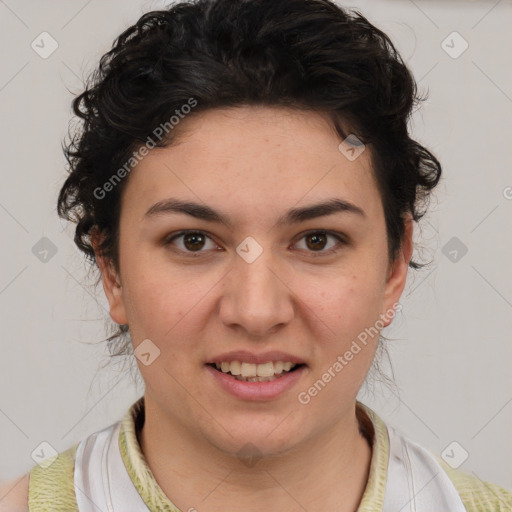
top-left (143, 197), bottom-right (365, 228)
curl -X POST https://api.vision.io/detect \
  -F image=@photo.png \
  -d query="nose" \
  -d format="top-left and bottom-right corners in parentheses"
top-left (218, 249), bottom-right (295, 338)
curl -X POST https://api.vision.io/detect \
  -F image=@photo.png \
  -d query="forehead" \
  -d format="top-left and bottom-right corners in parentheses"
top-left (121, 106), bottom-right (381, 223)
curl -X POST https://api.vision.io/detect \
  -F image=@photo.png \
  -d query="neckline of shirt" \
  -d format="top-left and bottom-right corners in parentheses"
top-left (118, 396), bottom-right (390, 511)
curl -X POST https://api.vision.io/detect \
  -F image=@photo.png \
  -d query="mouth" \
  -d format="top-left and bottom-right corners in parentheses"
top-left (206, 361), bottom-right (307, 383)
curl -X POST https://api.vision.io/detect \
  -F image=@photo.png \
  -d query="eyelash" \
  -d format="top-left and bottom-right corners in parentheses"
top-left (164, 230), bottom-right (347, 258)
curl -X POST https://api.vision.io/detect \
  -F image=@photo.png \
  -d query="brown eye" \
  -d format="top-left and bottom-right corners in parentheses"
top-left (183, 232), bottom-right (206, 251)
top-left (293, 230), bottom-right (346, 255)
top-left (165, 230), bottom-right (220, 254)
top-left (305, 232), bottom-right (328, 251)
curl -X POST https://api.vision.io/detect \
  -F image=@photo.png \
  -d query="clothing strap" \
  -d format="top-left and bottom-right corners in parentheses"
top-left (383, 424), bottom-right (467, 512)
top-left (74, 420), bottom-right (150, 512)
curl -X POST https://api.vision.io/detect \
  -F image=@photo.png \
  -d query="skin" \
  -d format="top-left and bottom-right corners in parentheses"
top-left (92, 106), bottom-right (413, 512)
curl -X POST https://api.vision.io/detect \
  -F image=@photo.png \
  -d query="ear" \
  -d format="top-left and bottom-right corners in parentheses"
top-left (90, 229), bottom-right (128, 326)
top-left (381, 214), bottom-right (414, 327)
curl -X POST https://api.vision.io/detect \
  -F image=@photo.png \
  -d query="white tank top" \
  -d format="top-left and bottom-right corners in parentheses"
top-left (72, 419), bottom-right (467, 512)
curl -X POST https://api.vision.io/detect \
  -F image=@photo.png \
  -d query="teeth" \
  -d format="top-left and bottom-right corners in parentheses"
top-left (256, 361), bottom-right (274, 377)
top-left (273, 361), bottom-right (284, 374)
top-left (241, 362), bottom-right (257, 377)
top-left (213, 360), bottom-right (298, 379)
top-left (230, 361), bottom-right (241, 375)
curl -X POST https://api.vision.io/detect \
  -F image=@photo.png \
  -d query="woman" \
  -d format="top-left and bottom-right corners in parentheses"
top-left (2, 0), bottom-right (510, 510)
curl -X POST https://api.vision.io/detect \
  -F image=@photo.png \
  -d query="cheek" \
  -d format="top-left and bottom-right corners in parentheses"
top-left (293, 269), bottom-right (386, 339)
top-left (296, 277), bottom-right (384, 402)
top-left (119, 253), bottom-right (222, 347)
top-left (118, 256), bottom-right (183, 339)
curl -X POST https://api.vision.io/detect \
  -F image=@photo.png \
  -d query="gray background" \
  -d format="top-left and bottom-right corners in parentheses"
top-left (1, 0), bottom-right (511, 491)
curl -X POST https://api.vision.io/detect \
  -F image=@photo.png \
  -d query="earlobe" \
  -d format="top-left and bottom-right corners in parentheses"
top-left (90, 230), bottom-right (129, 326)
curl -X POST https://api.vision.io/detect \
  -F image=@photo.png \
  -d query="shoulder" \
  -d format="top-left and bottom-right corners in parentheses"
top-left (363, 404), bottom-right (512, 512)
top-left (0, 472), bottom-right (29, 512)
top-left (0, 443), bottom-right (79, 512)
top-left (435, 456), bottom-right (512, 512)
top-left (27, 443), bottom-right (79, 511)
top-left (0, 444), bottom-right (80, 512)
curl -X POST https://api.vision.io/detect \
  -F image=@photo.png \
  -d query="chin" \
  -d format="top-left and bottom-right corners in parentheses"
top-left (202, 418), bottom-right (306, 461)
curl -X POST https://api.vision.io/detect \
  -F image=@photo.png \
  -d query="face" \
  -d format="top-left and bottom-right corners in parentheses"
top-left (94, 106), bottom-right (412, 458)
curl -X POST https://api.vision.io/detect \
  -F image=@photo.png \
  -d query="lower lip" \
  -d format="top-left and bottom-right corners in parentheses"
top-left (205, 364), bottom-right (307, 401)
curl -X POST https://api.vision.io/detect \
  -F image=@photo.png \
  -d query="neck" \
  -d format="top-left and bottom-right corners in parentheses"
top-left (138, 395), bottom-right (373, 512)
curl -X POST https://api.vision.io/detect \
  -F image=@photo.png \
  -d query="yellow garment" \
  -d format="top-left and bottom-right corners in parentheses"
top-left (28, 396), bottom-right (512, 511)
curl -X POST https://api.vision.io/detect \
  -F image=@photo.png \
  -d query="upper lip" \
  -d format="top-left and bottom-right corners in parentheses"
top-left (207, 350), bottom-right (306, 365)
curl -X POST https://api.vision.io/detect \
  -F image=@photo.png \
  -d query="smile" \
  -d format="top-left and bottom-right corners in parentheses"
top-left (209, 360), bottom-right (303, 382)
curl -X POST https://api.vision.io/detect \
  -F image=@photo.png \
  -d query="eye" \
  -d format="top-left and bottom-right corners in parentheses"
top-left (164, 229), bottom-right (347, 257)
top-left (165, 230), bottom-right (220, 255)
top-left (292, 230), bottom-right (346, 256)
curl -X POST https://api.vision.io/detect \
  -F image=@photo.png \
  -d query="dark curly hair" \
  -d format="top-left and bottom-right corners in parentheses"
top-left (57, 0), bottom-right (441, 364)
